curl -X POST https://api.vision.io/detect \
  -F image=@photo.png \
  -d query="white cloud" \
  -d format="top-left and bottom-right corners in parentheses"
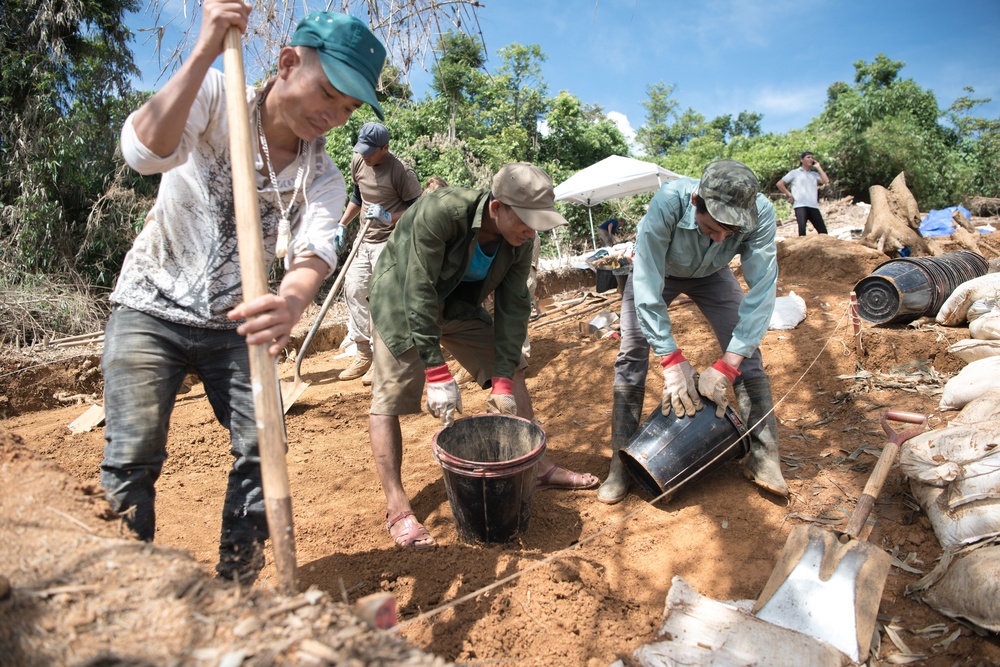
top-left (607, 111), bottom-right (636, 143)
top-left (751, 84), bottom-right (828, 124)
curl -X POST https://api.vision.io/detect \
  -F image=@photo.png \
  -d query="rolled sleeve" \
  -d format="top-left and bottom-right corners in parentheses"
top-left (119, 71), bottom-right (220, 175)
top-left (285, 163), bottom-right (346, 277)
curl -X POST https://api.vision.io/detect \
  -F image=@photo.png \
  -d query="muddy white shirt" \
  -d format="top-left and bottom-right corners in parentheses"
top-left (113, 69), bottom-right (346, 329)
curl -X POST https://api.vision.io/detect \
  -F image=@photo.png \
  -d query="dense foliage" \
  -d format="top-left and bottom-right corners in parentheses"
top-left (0, 0), bottom-right (158, 289)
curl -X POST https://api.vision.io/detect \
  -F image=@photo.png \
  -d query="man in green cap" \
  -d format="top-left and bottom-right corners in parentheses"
top-left (597, 159), bottom-right (789, 505)
top-left (100, 0), bottom-right (385, 583)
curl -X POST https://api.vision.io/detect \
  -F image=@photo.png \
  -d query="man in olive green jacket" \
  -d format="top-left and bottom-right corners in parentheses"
top-left (367, 162), bottom-right (599, 548)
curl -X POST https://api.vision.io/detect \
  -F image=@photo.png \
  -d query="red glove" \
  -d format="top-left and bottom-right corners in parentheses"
top-left (486, 377), bottom-right (517, 415)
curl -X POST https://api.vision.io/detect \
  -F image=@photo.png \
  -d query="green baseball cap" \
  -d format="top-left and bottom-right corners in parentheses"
top-left (697, 159), bottom-right (760, 232)
top-left (291, 12), bottom-right (387, 120)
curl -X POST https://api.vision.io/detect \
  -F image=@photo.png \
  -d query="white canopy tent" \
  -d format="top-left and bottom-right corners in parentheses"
top-left (554, 155), bottom-right (684, 250)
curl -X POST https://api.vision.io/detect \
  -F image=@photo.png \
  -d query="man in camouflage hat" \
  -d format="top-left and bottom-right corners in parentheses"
top-left (597, 159), bottom-right (789, 505)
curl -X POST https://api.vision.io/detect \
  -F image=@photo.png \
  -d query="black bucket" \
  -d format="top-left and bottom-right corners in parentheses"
top-left (619, 400), bottom-right (748, 502)
top-left (854, 250), bottom-right (988, 325)
top-left (432, 415), bottom-right (546, 544)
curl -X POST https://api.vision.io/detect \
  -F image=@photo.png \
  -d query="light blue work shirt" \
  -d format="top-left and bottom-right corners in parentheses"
top-left (633, 177), bottom-right (778, 359)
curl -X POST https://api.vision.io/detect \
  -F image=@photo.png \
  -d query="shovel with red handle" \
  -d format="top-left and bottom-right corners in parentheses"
top-left (752, 410), bottom-right (928, 663)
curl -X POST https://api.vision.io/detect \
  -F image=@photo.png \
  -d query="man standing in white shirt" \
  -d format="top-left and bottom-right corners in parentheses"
top-left (777, 151), bottom-right (830, 236)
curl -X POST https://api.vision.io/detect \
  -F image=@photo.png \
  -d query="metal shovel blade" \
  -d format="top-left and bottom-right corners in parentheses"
top-left (753, 524), bottom-right (892, 663)
top-left (280, 375), bottom-right (309, 414)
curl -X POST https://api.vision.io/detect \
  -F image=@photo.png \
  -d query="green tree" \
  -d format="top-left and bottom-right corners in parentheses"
top-left (635, 82), bottom-right (680, 156)
top-left (431, 31), bottom-right (486, 141)
top-left (813, 53), bottom-right (964, 207)
top-left (1, 0), bottom-right (149, 285)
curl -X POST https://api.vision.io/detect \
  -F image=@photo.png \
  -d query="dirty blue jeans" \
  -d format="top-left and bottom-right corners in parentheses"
top-left (100, 307), bottom-right (268, 577)
top-left (613, 268), bottom-right (765, 387)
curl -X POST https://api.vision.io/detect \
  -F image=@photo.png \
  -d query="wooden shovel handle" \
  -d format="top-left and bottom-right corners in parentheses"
top-left (222, 27), bottom-right (297, 595)
top-left (844, 410), bottom-right (927, 539)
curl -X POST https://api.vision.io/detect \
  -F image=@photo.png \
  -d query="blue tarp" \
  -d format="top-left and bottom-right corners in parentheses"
top-left (919, 206), bottom-right (971, 237)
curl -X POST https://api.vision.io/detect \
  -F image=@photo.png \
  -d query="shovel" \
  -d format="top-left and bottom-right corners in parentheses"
top-left (752, 410), bottom-right (927, 663)
top-left (280, 216), bottom-right (373, 412)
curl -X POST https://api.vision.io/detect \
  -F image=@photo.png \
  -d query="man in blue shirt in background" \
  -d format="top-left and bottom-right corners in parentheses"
top-left (598, 159), bottom-right (789, 504)
top-left (597, 217), bottom-right (620, 247)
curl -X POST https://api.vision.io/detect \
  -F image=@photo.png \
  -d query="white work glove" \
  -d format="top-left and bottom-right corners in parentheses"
top-left (333, 225), bottom-right (346, 253)
top-left (485, 377), bottom-right (518, 415)
top-left (661, 350), bottom-right (702, 418)
top-left (698, 359), bottom-right (741, 418)
top-left (425, 364), bottom-right (462, 426)
top-left (365, 204), bottom-right (392, 224)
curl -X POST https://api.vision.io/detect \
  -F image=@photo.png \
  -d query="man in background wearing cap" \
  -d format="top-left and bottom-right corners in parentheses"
top-left (597, 159), bottom-right (788, 505)
top-left (777, 151), bottom-right (830, 236)
top-left (99, 0), bottom-right (385, 583)
top-left (336, 121), bottom-right (422, 383)
top-left (366, 162), bottom-right (599, 548)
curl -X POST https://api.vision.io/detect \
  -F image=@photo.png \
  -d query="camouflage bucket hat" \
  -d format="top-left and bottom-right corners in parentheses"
top-left (697, 159), bottom-right (760, 232)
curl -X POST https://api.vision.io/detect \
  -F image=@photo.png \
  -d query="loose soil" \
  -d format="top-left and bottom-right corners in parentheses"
top-left (2, 209), bottom-right (1000, 666)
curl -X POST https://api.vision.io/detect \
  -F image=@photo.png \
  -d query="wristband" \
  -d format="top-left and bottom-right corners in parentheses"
top-left (711, 359), bottom-right (741, 381)
top-left (490, 377), bottom-right (514, 394)
top-left (424, 364), bottom-right (453, 384)
top-left (660, 350), bottom-right (686, 368)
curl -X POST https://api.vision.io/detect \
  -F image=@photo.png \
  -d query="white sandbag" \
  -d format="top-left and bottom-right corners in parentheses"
top-left (947, 338), bottom-right (1000, 362)
top-left (951, 387), bottom-right (1000, 425)
top-left (936, 273), bottom-right (1000, 325)
top-left (939, 356), bottom-right (1000, 410)
top-left (768, 291), bottom-right (806, 330)
top-left (969, 309), bottom-right (1000, 340)
top-left (966, 298), bottom-right (996, 321)
top-left (900, 392), bottom-right (1000, 548)
top-left (921, 545), bottom-right (1000, 632)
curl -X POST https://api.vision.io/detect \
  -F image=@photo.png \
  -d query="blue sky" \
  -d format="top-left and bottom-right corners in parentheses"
top-left (127, 0), bottom-right (1000, 141)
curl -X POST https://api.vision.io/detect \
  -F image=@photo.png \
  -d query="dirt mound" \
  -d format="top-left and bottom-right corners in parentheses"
top-left (0, 429), bottom-right (444, 666)
top-left (777, 234), bottom-right (886, 283)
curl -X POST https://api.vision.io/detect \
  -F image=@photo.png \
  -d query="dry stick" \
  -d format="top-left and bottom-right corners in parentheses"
top-left (849, 291), bottom-right (863, 361)
top-left (223, 28), bottom-right (297, 596)
top-left (532, 293), bottom-right (622, 329)
top-left (46, 331), bottom-right (105, 346)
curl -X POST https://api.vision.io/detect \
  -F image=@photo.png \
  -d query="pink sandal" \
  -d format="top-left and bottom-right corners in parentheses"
top-left (536, 464), bottom-right (600, 492)
top-left (386, 511), bottom-right (436, 548)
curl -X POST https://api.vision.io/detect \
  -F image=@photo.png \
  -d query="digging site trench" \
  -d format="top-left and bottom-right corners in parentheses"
top-left (2, 203), bottom-right (1000, 666)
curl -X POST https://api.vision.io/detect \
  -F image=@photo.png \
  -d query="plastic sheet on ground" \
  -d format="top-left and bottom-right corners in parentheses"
top-left (919, 206), bottom-right (971, 237)
top-left (768, 291), bottom-right (807, 330)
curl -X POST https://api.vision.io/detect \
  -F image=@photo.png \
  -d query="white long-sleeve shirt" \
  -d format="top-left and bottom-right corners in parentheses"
top-left (113, 69), bottom-right (346, 328)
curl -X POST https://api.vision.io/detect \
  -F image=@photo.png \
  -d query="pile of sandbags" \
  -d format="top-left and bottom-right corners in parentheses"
top-left (899, 390), bottom-right (1000, 632)
top-left (939, 265), bottom-right (1000, 409)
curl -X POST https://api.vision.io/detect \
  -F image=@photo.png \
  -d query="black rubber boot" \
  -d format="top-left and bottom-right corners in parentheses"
top-left (598, 384), bottom-right (645, 505)
top-left (734, 376), bottom-right (789, 498)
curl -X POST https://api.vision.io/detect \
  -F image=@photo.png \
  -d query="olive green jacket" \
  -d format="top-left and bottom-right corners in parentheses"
top-left (368, 187), bottom-right (533, 379)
